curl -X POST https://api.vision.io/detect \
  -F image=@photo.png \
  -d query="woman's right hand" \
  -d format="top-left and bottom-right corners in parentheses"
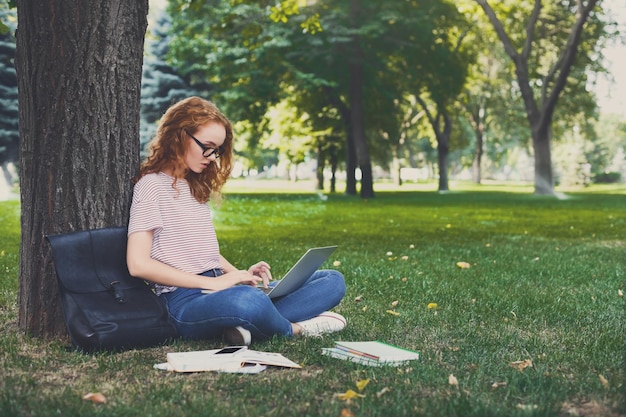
top-left (221, 269), bottom-right (264, 288)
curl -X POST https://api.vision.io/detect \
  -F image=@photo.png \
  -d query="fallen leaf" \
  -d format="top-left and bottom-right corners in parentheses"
top-left (82, 392), bottom-right (106, 404)
top-left (618, 289), bottom-right (624, 297)
top-left (340, 408), bottom-right (355, 417)
top-left (427, 303), bottom-right (438, 309)
top-left (356, 379), bottom-right (370, 392)
top-left (376, 387), bottom-right (391, 398)
top-left (456, 261), bottom-right (471, 269)
top-left (401, 256), bottom-right (409, 261)
top-left (599, 374), bottom-right (609, 388)
top-left (448, 374), bottom-right (458, 386)
top-left (510, 359), bottom-right (533, 372)
top-left (336, 389), bottom-right (365, 401)
top-left (333, 260), bottom-right (342, 267)
top-left (386, 310), bottom-right (400, 316)
top-left (354, 295), bottom-right (363, 302)
top-left (391, 300), bottom-right (399, 308)
top-left (401, 277), bottom-right (407, 282)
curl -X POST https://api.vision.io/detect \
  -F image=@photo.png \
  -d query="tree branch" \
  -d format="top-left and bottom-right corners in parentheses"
top-left (521, 0), bottom-right (542, 61)
top-left (540, 0), bottom-right (599, 127)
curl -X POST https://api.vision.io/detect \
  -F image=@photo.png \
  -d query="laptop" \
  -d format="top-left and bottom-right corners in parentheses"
top-left (260, 245), bottom-right (338, 299)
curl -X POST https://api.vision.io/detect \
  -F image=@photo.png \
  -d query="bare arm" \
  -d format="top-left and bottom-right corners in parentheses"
top-left (126, 230), bottom-right (261, 291)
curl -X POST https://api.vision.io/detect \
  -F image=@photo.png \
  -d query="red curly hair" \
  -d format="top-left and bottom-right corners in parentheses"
top-left (135, 97), bottom-right (234, 204)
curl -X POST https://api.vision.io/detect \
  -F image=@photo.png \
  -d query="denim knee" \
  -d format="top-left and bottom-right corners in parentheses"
top-left (322, 269), bottom-right (347, 305)
top-left (225, 285), bottom-right (278, 319)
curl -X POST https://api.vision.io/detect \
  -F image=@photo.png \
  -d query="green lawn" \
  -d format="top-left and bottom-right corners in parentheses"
top-left (0, 182), bottom-right (624, 417)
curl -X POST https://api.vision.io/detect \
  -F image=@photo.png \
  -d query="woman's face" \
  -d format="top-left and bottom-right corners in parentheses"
top-left (184, 122), bottom-right (227, 174)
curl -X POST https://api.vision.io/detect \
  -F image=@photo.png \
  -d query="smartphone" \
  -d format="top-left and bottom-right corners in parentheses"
top-left (214, 346), bottom-right (246, 355)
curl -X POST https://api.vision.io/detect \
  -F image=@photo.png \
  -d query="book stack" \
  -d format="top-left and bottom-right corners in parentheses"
top-left (322, 341), bottom-right (420, 366)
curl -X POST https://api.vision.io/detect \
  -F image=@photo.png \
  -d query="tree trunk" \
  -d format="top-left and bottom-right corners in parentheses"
top-left (330, 150), bottom-right (338, 193)
top-left (437, 111), bottom-right (452, 192)
top-left (15, 0), bottom-right (148, 339)
top-left (532, 123), bottom-right (554, 194)
top-left (472, 112), bottom-right (485, 184)
top-left (349, 0), bottom-right (374, 199)
top-left (437, 139), bottom-right (450, 192)
top-left (472, 134), bottom-right (483, 184)
top-left (321, 85), bottom-right (355, 195)
top-left (316, 142), bottom-right (324, 190)
top-left (392, 151), bottom-right (402, 186)
top-left (345, 129), bottom-right (357, 195)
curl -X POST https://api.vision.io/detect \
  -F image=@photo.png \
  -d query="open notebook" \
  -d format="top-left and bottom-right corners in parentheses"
top-left (259, 245), bottom-right (338, 299)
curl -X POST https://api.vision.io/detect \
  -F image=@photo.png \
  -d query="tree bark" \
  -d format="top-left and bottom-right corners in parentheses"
top-left (533, 123), bottom-right (553, 194)
top-left (329, 146), bottom-right (338, 193)
top-left (349, 0), bottom-right (374, 199)
top-left (15, 0), bottom-right (148, 339)
top-left (321, 85), bottom-right (356, 195)
top-left (436, 112), bottom-right (452, 192)
top-left (471, 105), bottom-right (485, 184)
top-left (415, 95), bottom-right (452, 192)
top-left (316, 142), bottom-right (325, 190)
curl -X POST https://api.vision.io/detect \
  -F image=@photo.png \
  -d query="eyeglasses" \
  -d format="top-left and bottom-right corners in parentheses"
top-left (185, 130), bottom-right (224, 159)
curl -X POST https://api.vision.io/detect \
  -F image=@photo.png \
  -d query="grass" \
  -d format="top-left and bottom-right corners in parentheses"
top-left (0, 181), bottom-right (624, 417)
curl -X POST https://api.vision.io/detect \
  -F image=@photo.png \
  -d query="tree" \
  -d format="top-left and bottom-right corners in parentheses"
top-left (455, 1), bottom-right (514, 184)
top-left (167, 0), bottom-right (470, 197)
top-left (15, 1), bottom-right (148, 338)
top-left (380, 0), bottom-right (470, 192)
top-left (345, 0), bottom-right (373, 197)
top-left (475, 0), bottom-right (607, 195)
top-left (140, 11), bottom-right (203, 151)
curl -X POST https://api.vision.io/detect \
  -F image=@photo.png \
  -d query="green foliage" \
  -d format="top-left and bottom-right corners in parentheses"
top-left (0, 184), bottom-right (624, 416)
top-left (164, 0), bottom-right (472, 176)
top-left (140, 11), bottom-right (203, 151)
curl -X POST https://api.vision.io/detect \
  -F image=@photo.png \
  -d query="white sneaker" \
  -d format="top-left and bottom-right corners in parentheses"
top-left (223, 326), bottom-right (252, 346)
top-left (296, 311), bottom-right (346, 337)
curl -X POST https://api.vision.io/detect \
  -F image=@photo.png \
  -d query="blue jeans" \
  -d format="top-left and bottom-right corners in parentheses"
top-left (162, 269), bottom-right (346, 341)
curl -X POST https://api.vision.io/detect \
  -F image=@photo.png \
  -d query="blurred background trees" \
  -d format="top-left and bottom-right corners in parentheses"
top-left (2, 0), bottom-right (625, 198)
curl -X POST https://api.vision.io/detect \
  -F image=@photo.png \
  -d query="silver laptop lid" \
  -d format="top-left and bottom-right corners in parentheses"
top-left (265, 245), bottom-right (338, 299)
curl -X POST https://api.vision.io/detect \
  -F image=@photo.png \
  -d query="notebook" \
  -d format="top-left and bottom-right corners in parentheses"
top-left (260, 245), bottom-right (338, 299)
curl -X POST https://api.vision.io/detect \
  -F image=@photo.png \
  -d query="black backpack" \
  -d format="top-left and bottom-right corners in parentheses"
top-left (47, 227), bottom-right (178, 352)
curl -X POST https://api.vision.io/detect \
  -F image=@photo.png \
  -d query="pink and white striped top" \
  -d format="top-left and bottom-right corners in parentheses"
top-left (128, 172), bottom-right (221, 294)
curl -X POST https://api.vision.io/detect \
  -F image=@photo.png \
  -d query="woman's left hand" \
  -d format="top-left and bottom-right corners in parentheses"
top-left (248, 261), bottom-right (272, 288)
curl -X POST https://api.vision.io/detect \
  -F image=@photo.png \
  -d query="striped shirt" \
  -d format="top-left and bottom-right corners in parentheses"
top-left (128, 172), bottom-right (221, 295)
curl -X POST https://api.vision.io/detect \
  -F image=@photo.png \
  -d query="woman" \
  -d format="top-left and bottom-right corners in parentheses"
top-left (126, 97), bottom-right (346, 346)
